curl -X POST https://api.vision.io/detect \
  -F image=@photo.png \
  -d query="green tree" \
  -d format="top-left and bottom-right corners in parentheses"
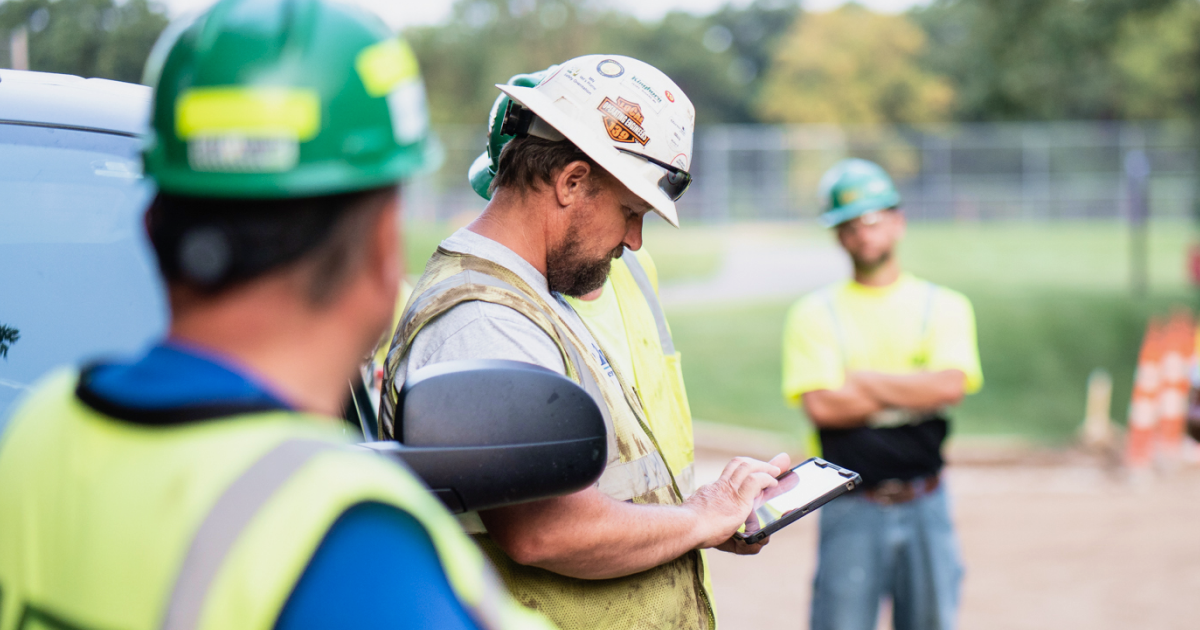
top-left (0, 0), bottom-right (168, 84)
top-left (912, 0), bottom-right (1181, 121)
top-left (755, 4), bottom-right (954, 124)
top-left (1111, 1), bottom-right (1200, 120)
top-left (408, 0), bottom-right (802, 125)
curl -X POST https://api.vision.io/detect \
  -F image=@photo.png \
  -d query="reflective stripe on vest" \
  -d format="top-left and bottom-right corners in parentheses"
top-left (0, 370), bottom-right (552, 630)
top-left (620, 251), bottom-right (675, 356)
top-left (163, 439), bottom-right (335, 630)
top-left (598, 251), bottom-right (699, 497)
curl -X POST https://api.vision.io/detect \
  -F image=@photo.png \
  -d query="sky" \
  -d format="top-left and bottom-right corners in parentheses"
top-left (159, 0), bottom-right (933, 28)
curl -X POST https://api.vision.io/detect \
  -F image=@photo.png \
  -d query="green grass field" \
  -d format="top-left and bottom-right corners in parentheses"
top-left (403, 219), bottom-right (1197, 444)
top-left (664, 221), bottom-right (1196, 444)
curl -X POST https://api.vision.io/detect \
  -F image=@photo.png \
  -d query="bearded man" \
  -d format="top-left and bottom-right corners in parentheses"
top-left (781, 159), bottom-right (984, 630)
top-left (379, 55), bottom-right (785, 630)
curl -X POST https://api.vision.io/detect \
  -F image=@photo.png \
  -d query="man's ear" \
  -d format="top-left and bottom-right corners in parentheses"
top-left (554, 160), bottom-right (593, 208)
top-left (367, 192), bottom-right (402, 301)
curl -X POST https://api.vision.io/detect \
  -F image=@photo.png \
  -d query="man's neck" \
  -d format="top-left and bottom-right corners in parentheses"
top-left (466, 189), bottom-right (551, 277)
top-left (853, 257), bottom-right (902, 287)
top-left (167, 285), bottom-right (368, 418)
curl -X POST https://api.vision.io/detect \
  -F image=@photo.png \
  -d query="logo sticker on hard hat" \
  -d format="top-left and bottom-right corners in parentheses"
top-left (561, 65), bottom-right (597, 96)
top-left (596, 59), bottom-right (625, 78)
top-left (598, 97), bottom-right (650, 145)
top-left (665, 90), bottom-right (675, 103)
top-left (624, 73), bottom-right (666, 112)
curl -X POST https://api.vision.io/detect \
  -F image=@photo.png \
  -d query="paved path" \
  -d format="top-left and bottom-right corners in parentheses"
top-left (660, 227), bottom-right (849, 308)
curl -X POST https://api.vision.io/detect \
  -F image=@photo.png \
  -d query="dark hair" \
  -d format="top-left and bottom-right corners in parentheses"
top-left (146, 186), bottom-right (395, 305)
top-left (491, 135), bottom-right (607, 196)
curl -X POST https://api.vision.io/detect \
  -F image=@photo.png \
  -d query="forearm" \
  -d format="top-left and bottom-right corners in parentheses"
top-left (481, 487), bottom-right (705, 580)
top-left (848, 369), bottom-right (966, 410)
top-left (801, 382), bottom-right (886, 429)
top-left (481, 456), bottom-right (786, 579)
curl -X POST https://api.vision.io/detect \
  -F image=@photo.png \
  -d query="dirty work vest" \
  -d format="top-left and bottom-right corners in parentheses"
top-left (0, 369), bottom-right (552, 630)
top-left (383, 248), bottom-right (715, 630)
top-left (567, 250), bottom-right (718, 624)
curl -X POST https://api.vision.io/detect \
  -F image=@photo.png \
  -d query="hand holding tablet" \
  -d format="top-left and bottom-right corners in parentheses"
top-left (737, 458), bottom-right (862, 545)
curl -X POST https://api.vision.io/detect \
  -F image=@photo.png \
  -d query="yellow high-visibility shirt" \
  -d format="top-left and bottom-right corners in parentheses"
top-left (781, 273), bottom-right (983, 407)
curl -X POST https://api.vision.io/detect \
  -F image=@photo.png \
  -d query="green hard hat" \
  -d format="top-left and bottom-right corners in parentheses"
top-left (467, 66), bottom-right (558, 200)
top-left (142, 0), bottom-right (439, 198)
top-left (817, 158), bottom-right (901, 227)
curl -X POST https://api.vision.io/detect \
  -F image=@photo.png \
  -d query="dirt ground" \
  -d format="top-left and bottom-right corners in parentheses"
top-left (695, 449), bottom-right (1200, 630)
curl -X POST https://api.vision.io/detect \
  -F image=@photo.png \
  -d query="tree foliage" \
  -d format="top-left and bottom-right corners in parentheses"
top-left (912, 0), bottom-right (1185, 121)
top-left (409, 0), bottom-right (801, 125)
top-left (0, 0), bottom-right (168, 84)
top-left (755, 4), bottom-right (954, 124)
top-left (1110, 1), bottom-right (1200, 120)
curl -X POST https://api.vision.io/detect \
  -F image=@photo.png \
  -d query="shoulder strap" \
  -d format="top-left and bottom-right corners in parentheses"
top-left (621, 249), bottom-right (675, 356)
top-left (383, 249), bottom-right (612, 448)
top-left (161, 439), bottom-right (341, 630)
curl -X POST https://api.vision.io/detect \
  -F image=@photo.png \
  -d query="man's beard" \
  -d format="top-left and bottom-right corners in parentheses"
top-left (546, 225), bottom-right (624, 297)
top-left (851, 248), bottom-right (892, 275)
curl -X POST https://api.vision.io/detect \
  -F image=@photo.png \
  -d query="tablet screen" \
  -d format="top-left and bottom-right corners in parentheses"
top-left (745, 459), bottom-right (855, 535)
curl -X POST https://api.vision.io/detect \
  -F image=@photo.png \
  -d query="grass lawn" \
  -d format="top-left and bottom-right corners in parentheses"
top-left (666, 221), bottom-right (1198, 444)
top-left (402, 218), bottom-right (1198, 444)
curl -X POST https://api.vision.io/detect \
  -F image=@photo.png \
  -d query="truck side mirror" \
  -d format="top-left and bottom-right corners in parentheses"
top-left (359, 360), bottom-right (607, 513)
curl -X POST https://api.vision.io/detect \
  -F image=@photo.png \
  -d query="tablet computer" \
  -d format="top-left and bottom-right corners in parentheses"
top-left (736, 457), bottom-right (861, 545)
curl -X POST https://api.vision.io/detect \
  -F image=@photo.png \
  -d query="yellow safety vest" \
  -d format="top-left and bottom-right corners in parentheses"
top-left (383, 248), bottom-right (715, 630)
top-left (0, 369), bottom-right (554, 630)
top-left (569, 250), bottom-right (696, 492)
top-left (566, 249), bottom-right (717, 624)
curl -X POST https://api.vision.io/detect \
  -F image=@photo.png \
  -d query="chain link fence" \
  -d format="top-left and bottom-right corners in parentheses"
top-left (404, 122), bottom-right (1200, 224)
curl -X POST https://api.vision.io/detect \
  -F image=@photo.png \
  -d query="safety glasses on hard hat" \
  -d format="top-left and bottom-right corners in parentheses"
top-left (614, 148), bottom-right (693, 201)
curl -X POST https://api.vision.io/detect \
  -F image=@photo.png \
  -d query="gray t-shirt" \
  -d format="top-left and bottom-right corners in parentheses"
top-left (397, 228), bottom-right (620, 391)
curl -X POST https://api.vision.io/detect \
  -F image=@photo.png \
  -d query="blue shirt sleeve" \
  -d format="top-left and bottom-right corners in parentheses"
top-left (275, 502), bottom-right (483, 630)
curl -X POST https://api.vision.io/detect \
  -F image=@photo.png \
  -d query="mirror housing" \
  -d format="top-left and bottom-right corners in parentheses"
top-left (360, 360), bottom-right (607, 513)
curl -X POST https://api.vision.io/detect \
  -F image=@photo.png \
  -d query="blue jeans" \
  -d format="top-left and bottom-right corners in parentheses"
top-left (810, 485), bottom-right (963, 630)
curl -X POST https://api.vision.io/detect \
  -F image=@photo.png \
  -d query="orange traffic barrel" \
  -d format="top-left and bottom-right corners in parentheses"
top-left (1127, 319), bottom-right (1164, 469)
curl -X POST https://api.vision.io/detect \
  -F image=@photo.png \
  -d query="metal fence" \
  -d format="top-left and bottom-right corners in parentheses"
top-left (404, 122), bottom-right (1200, 224)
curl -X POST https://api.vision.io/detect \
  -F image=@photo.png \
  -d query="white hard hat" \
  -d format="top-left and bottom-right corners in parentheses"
top-left (496, 55), bottom-right (696, 227)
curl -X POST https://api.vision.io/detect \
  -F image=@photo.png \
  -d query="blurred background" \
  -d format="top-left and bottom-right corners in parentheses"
top-left (4, 0), bottom-right (1200, 627)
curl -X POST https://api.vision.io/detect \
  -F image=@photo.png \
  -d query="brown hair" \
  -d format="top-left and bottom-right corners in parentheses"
top-left (147, 186), bottom-right (395, 306)
top-left (491, 135), bottom-right (609, 196)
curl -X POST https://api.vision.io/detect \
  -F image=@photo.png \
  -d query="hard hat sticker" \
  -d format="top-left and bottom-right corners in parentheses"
top-left (596, 59), bottom-right (624, 78)
top-left (561, 65), bottom-right (598, 97)
top-left (623, 73), bottom-right (666, 113)
top-left (387, 80), bottom-right (430, 145)
top-left (598, 97), bottom-right (650, 145)
top-left (356, 38), bottom-right (420, 98)
top-left (175, 87), bottom-right (320, 142)
top-left (188, 136), bottom-right (299, 173)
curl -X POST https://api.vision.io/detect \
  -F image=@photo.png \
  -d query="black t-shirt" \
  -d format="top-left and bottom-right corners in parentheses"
top-left (819, 415), bottom-right (949, 488)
